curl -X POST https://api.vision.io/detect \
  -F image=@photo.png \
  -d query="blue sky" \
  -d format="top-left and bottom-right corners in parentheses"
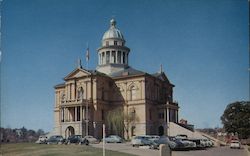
top-left (1, 0), bottom-right (249, 132)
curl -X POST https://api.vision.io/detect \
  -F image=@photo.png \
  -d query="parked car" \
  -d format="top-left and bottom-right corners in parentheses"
top-left (83, 135), bottom-right (99, 144)
top-left (131, 135), bottom-right (152, 147)
top-left (168, 137), bottom-right (188, 150)
top-left (47, 135), bottom-right (65, 144)
top-left (177, 138), bottom-right (196, 149)
top-left (188, 138), bottom-right (206, 149)
top-left (230, 140), bottom-right (241, 149)
top-left (149, 136), bottom-right (185, 150)
top-left (103, 135), bottom-right (123, 143)
top-left (147, 135), bottom-right (160, 141)
top-left (176, 134), bottom-right (188, 139)
top-left (66, 135), bottom-right (82, 144)
top-left (201, 139), bottom-right (213, 147)
top-left (35, 135), bottom-right (48, 144)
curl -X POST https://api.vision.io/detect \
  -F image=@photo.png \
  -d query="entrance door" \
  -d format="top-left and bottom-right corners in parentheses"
top-left (158, 126), bottom-right (164, 136)
top-left (65, 126), bottom-right (75, 138)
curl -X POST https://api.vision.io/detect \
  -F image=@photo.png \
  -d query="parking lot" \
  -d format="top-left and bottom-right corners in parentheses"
top-left (92, 143), bottom-right (248, 156)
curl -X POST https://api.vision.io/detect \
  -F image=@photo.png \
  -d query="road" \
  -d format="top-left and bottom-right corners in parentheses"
top-left (92, 143), bottom-right (248, 156)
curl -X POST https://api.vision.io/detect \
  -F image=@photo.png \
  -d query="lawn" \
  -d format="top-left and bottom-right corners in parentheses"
top-left (0, 143), bottom-right (136, 156)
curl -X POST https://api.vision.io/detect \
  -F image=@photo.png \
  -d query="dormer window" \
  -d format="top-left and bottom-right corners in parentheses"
top-left (114, 41), bottom-right (117, 45)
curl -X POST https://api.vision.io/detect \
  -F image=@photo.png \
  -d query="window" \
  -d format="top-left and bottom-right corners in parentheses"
top-left (158, 112), bottom-right (164, 119)
top-left (114, 41), bottom-right (117, 45)
top-left (131, 86), bottom-right (136, 100)
top-left (61, 109), bottom-right (64, 122)
top-left (106, 41), bottom-right (109, 46)
top-left (102, 109), bottom-right (104, 120)
top-left (102, 52), bottom-right (105, 64)
top-left (117, 51), bottom-right (121, 63)
top-left (149, 109), bottom-right (152, 120)
top-left (106, 51), bottom-right (110, 63)
top-left (77, 106), bottom-right (80, 121)
top-left (122, 52), bottom-right (126, 64)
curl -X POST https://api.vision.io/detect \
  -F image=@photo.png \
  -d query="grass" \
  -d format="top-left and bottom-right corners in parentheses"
top-left (0, 143), bottom-right (135, 156)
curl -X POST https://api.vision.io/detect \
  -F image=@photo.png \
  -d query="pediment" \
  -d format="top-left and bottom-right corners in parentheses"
top-left (64, 68), bottom-right (91, 80)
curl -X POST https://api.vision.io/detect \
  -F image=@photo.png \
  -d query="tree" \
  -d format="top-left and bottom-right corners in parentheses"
top-left (221, 101), bottom-right (250, 139)
top-left (106, 107), bottom-right (138, 139)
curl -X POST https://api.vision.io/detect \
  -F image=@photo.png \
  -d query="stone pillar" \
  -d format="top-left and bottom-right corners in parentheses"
top-left (176, 110), bottom-right (178, 123)
top-left (75, 107), bottom-right (77, 121)
top-left (80, 106), bottom-right (82, 121)
top-left (125, 52), bottom-right (127, 64)
top-left (121, 52), bottom-right (124, 64)
top-left (141, 80), bottom-right (145, 99)
top-left (167, 108), bottom-right (169, 123)
top-left (109, 51), bottom-right (112, 63)
top-left (82, 107), bottom-right (85, 120)
top-left (72, 83), bottom-right (75, 100)
top-left (104, 51), bottom-right (107, 64)
top-left (159, 144), bottom-right (171, 156)
top-left (116, 51), bottom-right (118, 64)
top-left (68, 108), bottom-right (71, 122)
top-left (127, 53), bottom-right (129, 64)
top-left (99, 53), bottom-right (101, 65)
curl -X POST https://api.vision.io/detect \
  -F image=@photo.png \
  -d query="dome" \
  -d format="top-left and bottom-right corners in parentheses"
top-left (102, 19), bottom-right (125, 41)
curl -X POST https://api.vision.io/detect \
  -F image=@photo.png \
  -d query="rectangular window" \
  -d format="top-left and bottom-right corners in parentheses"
top-left (149, 109), bottom-right (152, 120)
top-left (77, 106), bottom-right (80, 121)
top-left (106, 41), bottom-right (109, 46)
top-left (106, 51), bottom-right (110, 63)
top-left (118, 51), bottom-right (121, 63)
top-left (102, 109), bottom-right (104, 120)
top-left (102, 53), bottom-right (105, 64)
top-left (114, 41), bottom-right (117, 45)
top-left (122, 52), bottom-right (126, 64)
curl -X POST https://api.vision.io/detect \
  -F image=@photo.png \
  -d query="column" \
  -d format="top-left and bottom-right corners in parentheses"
top-left (175, 110), bottom-right (178, 123)
top-left (75, 107), bottom-right (77, 122)
top-left (72, 83), bottom-right (75, 100)
top-left (82, 107), bottom-right (85, 120)
top-left (99, 54), bottom-right (101, 65)
top-left (116, 51), bottom-right (118, 64)
top-left (104, 51), bottom-right (106, 64)
top-left (126, 53), bottom-right (129, 64)
top-left (121, 52), bottom-right (124, 64)
top-left (68, 108), bottom-right (71, 122)
top-left (125, 52), bottom-right (127, 64)
top-left (80, 106), bottom-right (82, 121)
top-left (85, 82), bottom-right (88, 100)
top-left (166, 108), bottom-right (169, 123)
top-left (109, 51), bottom-right (112, 63)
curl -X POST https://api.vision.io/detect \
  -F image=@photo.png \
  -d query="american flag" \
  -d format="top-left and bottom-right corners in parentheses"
top-left (86, 46), bottom-right (90, 62)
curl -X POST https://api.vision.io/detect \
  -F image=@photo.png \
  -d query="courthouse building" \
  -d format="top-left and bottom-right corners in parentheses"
top-left (53, 19), bottom-right (179, 139)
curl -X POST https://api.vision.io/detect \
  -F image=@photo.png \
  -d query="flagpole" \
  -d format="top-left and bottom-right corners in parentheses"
top-left (86, 42), bottom-right (89, 137)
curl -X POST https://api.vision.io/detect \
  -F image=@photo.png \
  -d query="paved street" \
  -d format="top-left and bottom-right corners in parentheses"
top-left (92, 143), bottom-right (248, 156)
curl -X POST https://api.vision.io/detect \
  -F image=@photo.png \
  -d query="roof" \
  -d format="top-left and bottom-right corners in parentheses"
top-left (54, 83), bottom-right (65, 88)
top-left (102, 19), bottom-right (125, 41)
top-left (151, 72), bottom-right (174, 86)
top-left (109, 66), bottom-right (145, 78)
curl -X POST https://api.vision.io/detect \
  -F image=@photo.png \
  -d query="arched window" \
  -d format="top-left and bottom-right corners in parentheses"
top-left (130, 86), bottom-right (136, 100)
top-left (77, 87), bottom-right (84, 100)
